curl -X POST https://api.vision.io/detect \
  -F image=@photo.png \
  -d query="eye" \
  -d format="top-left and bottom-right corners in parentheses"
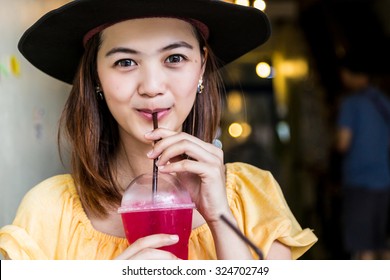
top-left (165, 54), bottom-right (186, 64)
top-left (114, 59), bottom-right (137, 68)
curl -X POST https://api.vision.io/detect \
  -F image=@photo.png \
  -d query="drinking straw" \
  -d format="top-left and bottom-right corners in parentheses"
top-left (220, 214), bottom-right (264, 260)
top-left (152, 112), bottom-right (158, 198)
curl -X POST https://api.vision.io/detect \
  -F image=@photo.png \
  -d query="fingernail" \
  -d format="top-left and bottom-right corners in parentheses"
top-left (170, 235), bottom-right (179, 241)
top-left (144, 131), bottom-right (153, 137)
top-left (146, 150), bottom-right (153, 158)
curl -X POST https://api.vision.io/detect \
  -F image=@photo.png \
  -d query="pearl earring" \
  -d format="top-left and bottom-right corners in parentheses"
top-left (95, 85), bottom-right (104, 100)
top-left (197, 78), bottom-right (204, 94)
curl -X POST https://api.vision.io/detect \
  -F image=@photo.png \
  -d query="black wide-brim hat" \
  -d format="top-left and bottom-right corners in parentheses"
top-left (18, 0), bottom-right (271, 84)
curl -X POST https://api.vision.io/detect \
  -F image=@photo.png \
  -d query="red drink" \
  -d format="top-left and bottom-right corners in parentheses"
top-left (118, 173), bottom-right (195, 260)
top-left (121, 207), bottom-right (193, 259)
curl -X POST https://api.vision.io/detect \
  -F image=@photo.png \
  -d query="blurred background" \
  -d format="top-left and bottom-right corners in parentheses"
top-left (1, 0), bottom-right (390, 259)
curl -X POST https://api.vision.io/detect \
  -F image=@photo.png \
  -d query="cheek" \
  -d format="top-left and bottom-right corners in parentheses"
top-left (173, 75), bottom-right (198, 107)
top-left (172, 71), bottom-right (199, 96)
top-left (100, 75), bottom-right (135, 103)
top-left (99, 76), bottom-right (136, 125)
top-left (97, 61), bottom-right (130, 101)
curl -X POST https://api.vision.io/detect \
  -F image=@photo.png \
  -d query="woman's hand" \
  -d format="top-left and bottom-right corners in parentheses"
top-left (145, 129), bottom-right (256, 260)
top-left (115, 234), bottom-right (180, 260)
top-left (145, 128), bottom-right (229, 224)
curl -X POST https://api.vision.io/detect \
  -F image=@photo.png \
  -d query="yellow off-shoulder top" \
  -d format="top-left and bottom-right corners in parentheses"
top-left (0, 162), bottom-right (317, 260)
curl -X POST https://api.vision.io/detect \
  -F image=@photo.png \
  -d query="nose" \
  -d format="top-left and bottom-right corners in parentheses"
top-left (137, 64), bottom-right (166, 97)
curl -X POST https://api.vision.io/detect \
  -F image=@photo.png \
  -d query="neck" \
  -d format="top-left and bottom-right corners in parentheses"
top-left (114, 139), bottom-right (154, 191)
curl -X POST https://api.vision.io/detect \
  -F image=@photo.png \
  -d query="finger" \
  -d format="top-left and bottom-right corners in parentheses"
top-left (116, 234), bottom-right (179, 260)
top-left (159, 158), bottom-right (223, 181)
top-left (146, 128), bottom-right (222, 158)
top-left (130, 248), bottom-right (180, 260)
top-left (156, 139), bottom-right (222, 167)
top-left (145, 127), bottom-right (177, 141)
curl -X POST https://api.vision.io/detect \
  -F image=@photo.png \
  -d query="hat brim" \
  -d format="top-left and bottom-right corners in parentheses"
top-left (18, 0), bottom-right (271, 84)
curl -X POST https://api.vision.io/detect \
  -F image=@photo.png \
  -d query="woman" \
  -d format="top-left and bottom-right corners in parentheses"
top-left (0, 0), bottom-right (317, 260)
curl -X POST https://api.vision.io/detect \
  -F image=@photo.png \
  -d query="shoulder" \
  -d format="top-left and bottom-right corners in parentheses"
top-left (372, 87), bottom-right (390, 103)
top-left (16, 174), bottom-right (77, 219)
top-left (23, 174), bottom-right (75, 200)
top-left (338, 94), bottom-right (362, 123)
top-left (3, 175), bottom-right (81, 259)
top-left (226, 162), bottom-right (278, 190)
top-left (225, 162), bottom-right (284, 201)
top-left (341, 94), bottom-right (361, 108)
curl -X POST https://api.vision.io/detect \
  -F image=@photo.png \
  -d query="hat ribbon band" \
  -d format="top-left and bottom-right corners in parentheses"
top-left (83, 17), bottom-right (210, 47)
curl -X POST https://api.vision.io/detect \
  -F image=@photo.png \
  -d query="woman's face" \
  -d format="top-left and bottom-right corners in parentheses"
top-left (97, 18), bottom-right (205, 145)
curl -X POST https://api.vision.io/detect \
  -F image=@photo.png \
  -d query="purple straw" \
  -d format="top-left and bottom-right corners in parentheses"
top-left (152, 112), bottom-right (158, 198)
top-left (220, 214), bottom-right (264, 260)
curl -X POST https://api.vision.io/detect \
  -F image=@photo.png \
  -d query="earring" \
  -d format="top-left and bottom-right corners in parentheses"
top-left (95, 85), bottom-right (104, 100)
top-left (197, 78), bottom-right (204, 94)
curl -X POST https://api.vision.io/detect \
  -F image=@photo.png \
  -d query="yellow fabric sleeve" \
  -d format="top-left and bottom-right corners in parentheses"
top-left (225, 162), bottom-right (317, 259)
top-left (0, 175), bottom-right (128, 260)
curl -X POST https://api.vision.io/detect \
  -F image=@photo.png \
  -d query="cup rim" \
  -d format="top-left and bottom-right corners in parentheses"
top-left (118, 202), bottom-right (196, 214)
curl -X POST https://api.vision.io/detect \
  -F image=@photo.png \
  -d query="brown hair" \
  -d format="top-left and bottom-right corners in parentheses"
top-left (59, 26), bottom-right (223, 217)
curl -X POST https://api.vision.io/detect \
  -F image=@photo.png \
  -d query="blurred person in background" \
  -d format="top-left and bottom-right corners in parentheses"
top-left (336, 51), bottom-right (390, 260)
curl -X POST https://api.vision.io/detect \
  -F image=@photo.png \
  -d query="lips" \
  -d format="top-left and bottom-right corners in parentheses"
top-left (137, 108), bottom-right (170, 121)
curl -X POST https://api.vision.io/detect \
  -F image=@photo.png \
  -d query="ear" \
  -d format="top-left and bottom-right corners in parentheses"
top-left (201, 46), bottom-right (208, 76)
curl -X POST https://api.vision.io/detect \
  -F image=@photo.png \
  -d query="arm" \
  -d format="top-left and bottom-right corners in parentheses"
top-left (210, 212), bottom-right (292, 259)
top-left (213, 213), bottom-right (292, 260)
top-left (209, 211), bottom-right (254, 259)
top-left (266, 240), bottom-right (292, 260)
top-left (336, 127), bottom-right (352, 153)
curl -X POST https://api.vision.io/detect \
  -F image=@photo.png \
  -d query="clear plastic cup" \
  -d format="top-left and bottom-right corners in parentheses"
top-left (118, 173), bottom-right (195, 259)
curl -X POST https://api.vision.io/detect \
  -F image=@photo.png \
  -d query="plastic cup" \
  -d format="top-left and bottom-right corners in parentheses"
top-left (118, 173), bottom-right (195, 259)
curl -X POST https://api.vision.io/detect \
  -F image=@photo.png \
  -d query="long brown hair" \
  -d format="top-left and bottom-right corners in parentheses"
top-left (59, 25), bottom-right (223, 217)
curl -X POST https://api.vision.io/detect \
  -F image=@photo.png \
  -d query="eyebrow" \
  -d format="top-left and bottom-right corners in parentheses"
top-left (105, 47), bottom-right (138, 57)
top-left (105, 41), bottom-right (194, 57)
top-left (160, 41), bottom-right (194, 52)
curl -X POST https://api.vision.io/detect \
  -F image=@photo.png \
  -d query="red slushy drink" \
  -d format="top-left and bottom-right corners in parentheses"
top-left (118, 173), bottom-right (195, 259)
top-left (121, 206), bottom-right (193, 259)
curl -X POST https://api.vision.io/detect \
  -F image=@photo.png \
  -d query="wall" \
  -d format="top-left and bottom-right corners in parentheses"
top-left (0, 0), bottom-right (72, 232)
